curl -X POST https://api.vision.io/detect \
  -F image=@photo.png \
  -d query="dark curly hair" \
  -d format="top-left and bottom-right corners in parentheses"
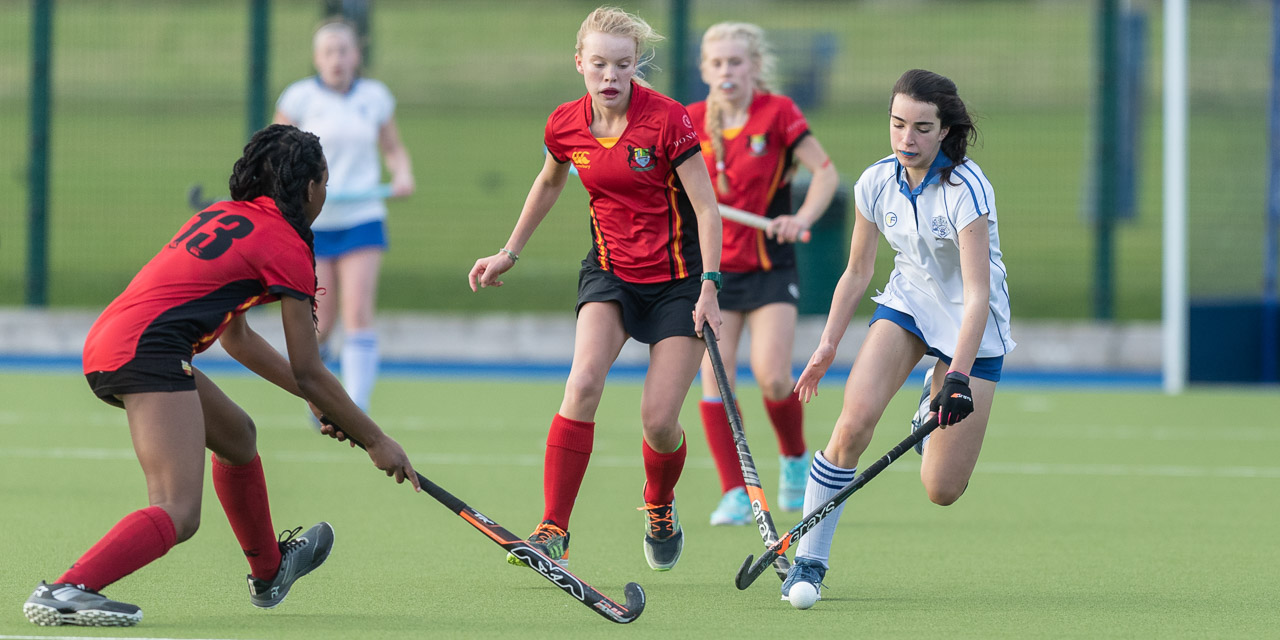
top-left (227, 124), bottom-right (326, 252)
top-left (890, 69), bottom-right (979, 185)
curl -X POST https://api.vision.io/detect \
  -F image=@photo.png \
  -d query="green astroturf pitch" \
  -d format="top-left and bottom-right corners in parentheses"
top-left (1, 371), bottom-right (1277, 638)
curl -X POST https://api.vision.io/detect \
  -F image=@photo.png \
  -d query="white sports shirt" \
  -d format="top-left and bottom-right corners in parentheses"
top-left (854, 154), bottom-right (1015, 359)
top-left (276, 77), bottom-right (395, 231)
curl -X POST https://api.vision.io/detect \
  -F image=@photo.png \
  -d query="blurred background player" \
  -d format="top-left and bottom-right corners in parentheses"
top-left (686, 22), bottom-right (839, 526)
top-left (784, 69), bottom-right (1014, 606)
top-left (23, 125), bottom-right (419, 627)
top-left (274, 18), bottom-right (415, 415)
top-left (468, 6), bottom-right (722, 572)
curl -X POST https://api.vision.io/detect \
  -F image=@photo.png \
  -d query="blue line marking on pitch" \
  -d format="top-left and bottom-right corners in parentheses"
top-left (0, 354), bottom-right (1162, 388)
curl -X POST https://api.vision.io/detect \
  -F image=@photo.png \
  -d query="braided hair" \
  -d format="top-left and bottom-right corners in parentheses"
top-left (227, 124), bottom-right (326, 253)
top-left (700, 22), bottom-right (777, 195)
top-left (227, 124), bottom-right (326, 323)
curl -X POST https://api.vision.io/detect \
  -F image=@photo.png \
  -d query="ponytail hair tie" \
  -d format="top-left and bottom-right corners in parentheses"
top-left (715, 161), bottom-right (726, 172)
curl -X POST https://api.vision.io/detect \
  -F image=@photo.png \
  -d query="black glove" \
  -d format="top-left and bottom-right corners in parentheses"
top-left (930, 371), bottom-right (974, 427)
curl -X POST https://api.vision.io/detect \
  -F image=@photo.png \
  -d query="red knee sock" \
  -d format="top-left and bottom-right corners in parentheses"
top-left (58, 506), bottom-right (176, 591)
top-left (699, 399), bottom-right (745, 493)
top-left (642, 434), bottom-right (687, 504)
top-left (542, 414), bottom-right (594, 530)
top-left (764, 392), bottom-right (807, 457)
top-left (211, 453), bottom-right (281, 581)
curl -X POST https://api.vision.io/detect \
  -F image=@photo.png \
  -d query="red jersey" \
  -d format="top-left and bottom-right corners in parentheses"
top-left (545, 82), bottom-right (703, 283)
top-left (686, 92), bottom-right (810, 273)
top-left (83, 196), bottom-right (317, 373)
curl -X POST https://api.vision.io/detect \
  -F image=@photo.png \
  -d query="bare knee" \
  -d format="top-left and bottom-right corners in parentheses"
top-left (562, 372), bottom-right (605, 412)
top-left (209, 416), bottom-right (258, 465)
top-left (924, 481), bottom-right (969, 506)
top-left (158, 502), bottom-right (202, 543)
top-left (755, 374), bottom-right (794, 402)
top-left (824, 415), bottom-right (876, 467)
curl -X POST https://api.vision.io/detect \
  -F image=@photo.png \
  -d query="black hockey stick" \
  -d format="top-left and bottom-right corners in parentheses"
top-left (702, 327), bottom-right (791, 581)
top-left (320, 421), bottom-right (645, 623)
top-left (735, 414), bottom-right (941, 590)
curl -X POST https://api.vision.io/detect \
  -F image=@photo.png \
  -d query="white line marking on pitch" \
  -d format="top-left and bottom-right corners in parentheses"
top-left (0, 635), bottom-right (251, 640)
top-left (1, 447), bottom-right (1278, 479)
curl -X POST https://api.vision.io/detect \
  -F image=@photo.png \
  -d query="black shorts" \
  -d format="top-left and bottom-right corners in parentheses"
top-left (85, 353), bottom-right (198, 408)
top-left (576, 259), bottom-right (700, 345)
top-left (719, 267), bottom-right (800, 312)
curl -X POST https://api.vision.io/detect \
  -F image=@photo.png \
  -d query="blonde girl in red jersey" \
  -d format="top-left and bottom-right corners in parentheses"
top-left (686, 23), bottom-right (839, 525)
top-left (469, 6), bottom-right (723, 572)
top-left (23, 125), bottom-right (418, 628)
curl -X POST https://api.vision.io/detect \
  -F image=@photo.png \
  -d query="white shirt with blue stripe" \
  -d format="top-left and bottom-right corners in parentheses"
top-left (853, 153), bottom-right (1015, 359)
top-left (276, 77), bottom-right (395, 231)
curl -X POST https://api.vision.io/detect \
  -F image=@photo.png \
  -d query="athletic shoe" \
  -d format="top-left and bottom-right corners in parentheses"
top-left (247, 522), bottom-right (334, 609)
top-left (506, 520), bottom-right (570, 569)
top-left (709, 486), bottom-right (752, 526)
top-left (640, 501), bottom-right (684, 570)
top-left (23, 581), bottom-right (142, 627)
top-left (910, 372), bottom-right (933, 455)
top-left (780, 556), bottom-right (828, 602)
top-left (778, 453), bottom-right (810, 511)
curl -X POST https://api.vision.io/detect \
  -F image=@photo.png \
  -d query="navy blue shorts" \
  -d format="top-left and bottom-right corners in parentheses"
top-left (719, 267), bottom-right (799, 312)
top-left (870, 305), bottom-right (1004, 382)
top-left (576, 260), bottom-right (700, 345)
top-left (313, 219), bottom-right (388, 259)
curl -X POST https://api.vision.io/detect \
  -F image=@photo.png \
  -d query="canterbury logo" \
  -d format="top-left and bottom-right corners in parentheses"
top-left (571, 151), bottom-right (590, 167)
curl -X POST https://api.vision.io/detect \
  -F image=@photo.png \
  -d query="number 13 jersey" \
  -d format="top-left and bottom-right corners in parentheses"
top-left (83, 196), bottom-right (318, 374)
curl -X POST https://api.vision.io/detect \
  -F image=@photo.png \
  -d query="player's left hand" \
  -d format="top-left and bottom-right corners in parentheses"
top-left (318, 416), bottom-right (358, 448)
top-left (766, 215), bottom-right (810, 244)
top-left (692, 285), bottom-right (722, 338)
top-left (930, 371), bottom-right (974, 427)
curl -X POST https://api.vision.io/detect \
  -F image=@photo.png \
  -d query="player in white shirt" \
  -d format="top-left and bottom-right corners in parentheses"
top-left (781, 69), bottom-right (1015, 605)
top-left (274, 19), bottom-right (415, 413)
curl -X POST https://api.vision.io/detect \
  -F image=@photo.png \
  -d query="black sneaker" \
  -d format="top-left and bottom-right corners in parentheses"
top-left (640, 501), bottom-right (683, 571)
top-left (507, 520), bottom-right (571, 569)
top-left (23, 581), bottom-right (142, 627)
top-left (247, 522), bottom-right (334, 609)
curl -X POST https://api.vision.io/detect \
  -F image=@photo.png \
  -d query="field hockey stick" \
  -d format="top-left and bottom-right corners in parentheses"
top-left (701, 327), bottom-right (792, 582)
top-left (719, 205), bottom-right (811, 243)
top-left (186, 183), bottom-right (394, 212)
top-left (734, 414), bottom-right (941, 590)
top-left (327, 183), bottom-right (393, 203)
top-left (319, 420), bottom-right (646, 624)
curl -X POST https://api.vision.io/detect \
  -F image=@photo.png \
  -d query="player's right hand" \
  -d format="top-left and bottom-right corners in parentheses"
top-left (468, 253), bottom-right (513, 291)
top-left (794, 343), bottom-right (837, 403)
top-left (365, 436), bottom-right (422, 492)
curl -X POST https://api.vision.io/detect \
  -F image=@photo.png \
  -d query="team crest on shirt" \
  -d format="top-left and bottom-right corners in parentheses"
top-left (748, 133), bottom-right (768, 156)
top-left (627, 145), bottom-right (656, 171)
top-left (930, 216), bottom-right (950, 238)
top-left (885, 212), bottom-right (898, 227)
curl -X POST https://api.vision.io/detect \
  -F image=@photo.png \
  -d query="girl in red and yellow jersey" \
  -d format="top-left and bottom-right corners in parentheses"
top-left (23, 125), bottom-right (418, 628)
top-left (469, 6), bottom-right (722, 572)
top-left (685, 23), bottom-right (839, 525)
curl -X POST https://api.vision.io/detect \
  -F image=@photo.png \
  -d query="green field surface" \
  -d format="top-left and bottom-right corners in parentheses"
top-left (0, 1), bottom-right (1272, 319)
top-left (1, 370), bottom-right (1276, 638)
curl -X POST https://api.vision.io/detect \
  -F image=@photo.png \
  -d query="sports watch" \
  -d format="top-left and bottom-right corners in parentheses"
top-left (701, 271), bottom-right (722, 291)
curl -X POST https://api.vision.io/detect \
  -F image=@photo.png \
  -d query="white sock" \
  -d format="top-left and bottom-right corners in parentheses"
top-left (794, 450), bottom-right (857, 568)
top-left (341, 329), bottom-right (379, 411)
